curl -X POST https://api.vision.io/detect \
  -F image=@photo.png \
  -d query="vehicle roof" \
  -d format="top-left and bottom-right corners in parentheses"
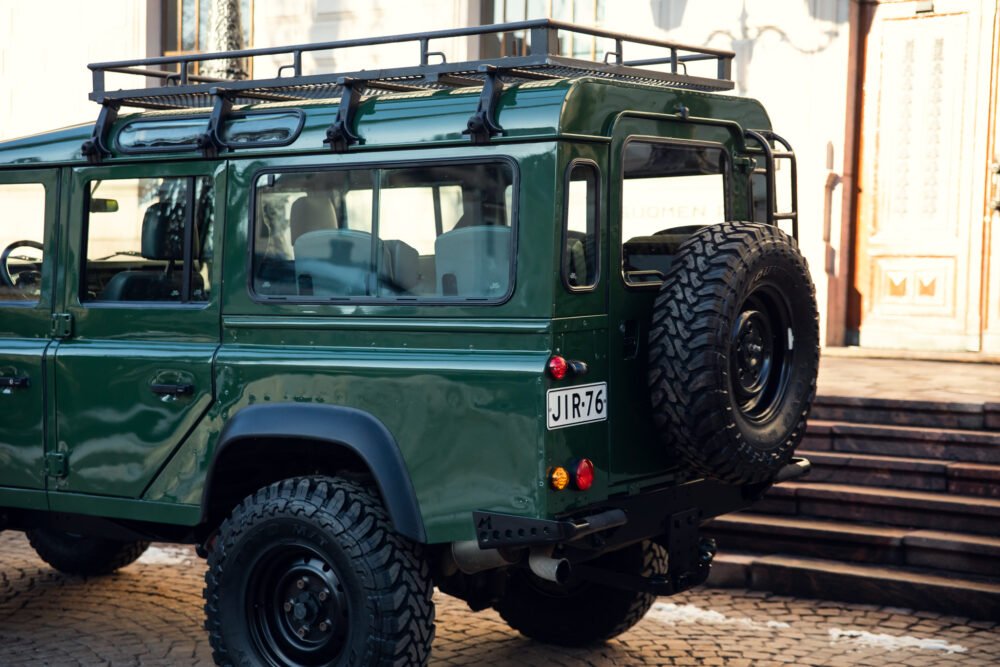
top-left (0, 77), bottom-right (772, 168)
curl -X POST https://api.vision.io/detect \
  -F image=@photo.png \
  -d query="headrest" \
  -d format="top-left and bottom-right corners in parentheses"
top-left (290, 195), bottom-right (338, 243)
top-left (141, 202), bottom-right (189, 261)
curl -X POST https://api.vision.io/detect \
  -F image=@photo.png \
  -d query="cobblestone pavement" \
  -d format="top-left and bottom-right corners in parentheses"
top-left (1, 534), bottom-right (998, 666)
top-left (817, 356), bottom-right (1000, 404)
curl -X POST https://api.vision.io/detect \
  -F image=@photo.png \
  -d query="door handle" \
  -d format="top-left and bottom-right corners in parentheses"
top-left (150, 383), bottom-right (194, 396)
top-left (0, 376), bottom-right (29, 389)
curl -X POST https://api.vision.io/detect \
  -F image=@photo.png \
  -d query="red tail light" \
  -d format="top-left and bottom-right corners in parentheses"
top-left (547, 355), bottom-right (569, 380)
top-left (574, 459), bottom-right (595, 491)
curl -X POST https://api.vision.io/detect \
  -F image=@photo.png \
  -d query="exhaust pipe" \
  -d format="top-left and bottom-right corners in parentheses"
top-left (451, 541), bottom-right (517, 574)
top-left (528, 548), bottom-right (571, 585)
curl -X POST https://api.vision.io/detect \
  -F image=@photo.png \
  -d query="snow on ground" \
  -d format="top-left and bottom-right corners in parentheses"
top-left (645, 602), bottom-right (791, 631)
top-left (137, 545), bottom-right (194, 566)
top-left (828, 628), bottom-right (967, 654)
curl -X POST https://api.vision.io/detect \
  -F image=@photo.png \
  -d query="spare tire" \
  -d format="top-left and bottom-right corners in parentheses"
top-left (647, 221), bottom-right (819, 484)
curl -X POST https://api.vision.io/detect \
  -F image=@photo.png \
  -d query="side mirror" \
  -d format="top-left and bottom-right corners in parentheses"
top-left (90, 198), bottom-right (119, 213)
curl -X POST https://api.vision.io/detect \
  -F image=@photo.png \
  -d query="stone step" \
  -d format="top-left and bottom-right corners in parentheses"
top-left (804, 419), bottom-right (1000, 464)
top-left (799, 449), bottom-right (1000, 497)
top-left (751, 482), bottom-right (1000, 536)
top-left (706, 514), bottom-right (1000, 577)
top-left (811, 395), bottom-right (1000, 432)
top-left (708, 552), bottom-right (1000, 620)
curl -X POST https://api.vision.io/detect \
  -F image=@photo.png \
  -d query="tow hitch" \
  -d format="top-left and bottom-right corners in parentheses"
top-left (574, 509), bottom-right (717, 596)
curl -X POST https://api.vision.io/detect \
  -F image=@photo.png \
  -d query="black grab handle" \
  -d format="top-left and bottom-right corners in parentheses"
top-left (150, 383), bottom-right (194, 396)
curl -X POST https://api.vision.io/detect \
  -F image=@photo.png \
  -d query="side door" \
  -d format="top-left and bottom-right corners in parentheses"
top-left (0, 169), bottom-right (58, 502)
top-left (607, 122), bottom-right (735, 490)
top-left (50, 162), bottom-right (223, 504)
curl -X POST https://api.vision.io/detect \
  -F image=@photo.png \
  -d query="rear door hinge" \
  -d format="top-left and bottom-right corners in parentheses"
top-left (50, 313), bottom-right (73, 338)
top-left (44, 452), bottom-right (68, 478)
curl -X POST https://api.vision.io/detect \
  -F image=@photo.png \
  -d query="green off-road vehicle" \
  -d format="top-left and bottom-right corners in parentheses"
top-left (0, 20), bottom-right (818, 666)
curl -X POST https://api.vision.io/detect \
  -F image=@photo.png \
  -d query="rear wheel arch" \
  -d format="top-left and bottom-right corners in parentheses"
top-left (202, 404), bottom-right (426, 542)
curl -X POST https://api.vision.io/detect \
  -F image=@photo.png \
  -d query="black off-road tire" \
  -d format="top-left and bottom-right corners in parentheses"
top-left (26, 528), bottom-right (149, 576)
top-left (647, 221), bottom-right (819, 484)
top-left (204, 476), bottom-right (435, 667)
top-left (494, 540), bottom-right (666, 647)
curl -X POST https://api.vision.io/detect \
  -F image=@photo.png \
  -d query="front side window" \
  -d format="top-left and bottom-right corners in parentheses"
top-left (0, 183), bottom-right (46, 303)
top-left (252, 162), bottom-right (515, 302)
top-left (621, 141), bottom-right (729, 285)
top-left (83, 177), bottom-right (214, 303)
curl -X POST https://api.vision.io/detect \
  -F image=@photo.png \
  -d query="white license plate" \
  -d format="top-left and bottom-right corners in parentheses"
top-left (547, 382), bottom-right (607, 430)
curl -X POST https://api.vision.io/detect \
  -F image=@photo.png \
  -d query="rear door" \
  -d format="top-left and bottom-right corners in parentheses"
top-left (0, 169), bottom-right (58, 499)
top-left (607, 121), bottom-right (734, 490)
top-left (50, 162), bottom-right (223, 503)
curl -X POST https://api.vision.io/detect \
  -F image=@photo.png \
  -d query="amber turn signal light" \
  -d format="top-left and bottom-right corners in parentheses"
top-left (549, 466), bottom-right (570, 490)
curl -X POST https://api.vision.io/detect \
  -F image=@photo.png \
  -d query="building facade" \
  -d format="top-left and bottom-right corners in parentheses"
top-left (0, 0), bottom-right (996, 353)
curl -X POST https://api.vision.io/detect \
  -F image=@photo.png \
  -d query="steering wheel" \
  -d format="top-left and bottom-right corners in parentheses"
top-left (1, 240), bottom-right (44, 290)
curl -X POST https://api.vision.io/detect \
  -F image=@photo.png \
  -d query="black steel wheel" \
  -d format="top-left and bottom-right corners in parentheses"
top-left (494, 541), bottom-right (667, 647)
top-left (26, 528), bottom-right (149, 576)
top-left (204, 476), bottom-right (435, 667)
top-left (647, 221), bottom-right (819, 483)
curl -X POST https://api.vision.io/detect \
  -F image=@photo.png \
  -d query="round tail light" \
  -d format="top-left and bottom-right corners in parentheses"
top-left (547, 355), bottom-right (569, 380)
top-left (574, 459), bottom-right (595, 491)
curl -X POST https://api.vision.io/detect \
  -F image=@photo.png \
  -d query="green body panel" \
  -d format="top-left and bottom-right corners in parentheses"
top-left (0, 77), bottom-right (774, 541)
top-left (0, 169), bottom-right (60, 491)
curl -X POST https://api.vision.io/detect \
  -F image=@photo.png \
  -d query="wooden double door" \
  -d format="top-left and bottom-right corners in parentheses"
top-left (854, 0), bottom-right (1000, 352)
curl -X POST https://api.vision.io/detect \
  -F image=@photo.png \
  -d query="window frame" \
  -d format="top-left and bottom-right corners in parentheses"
top-left (561, 158), bottom-right (601, 293)
top-left (619, 136), bottom-right (733, 289)
top-left (162, 0), bottom-right (255, 76)
top-left (114, 109), bottom-right (306, 155)
top-left (80, 174), bottom-right (215, 307)
top-left (246, 155), bottom-right (520, 306)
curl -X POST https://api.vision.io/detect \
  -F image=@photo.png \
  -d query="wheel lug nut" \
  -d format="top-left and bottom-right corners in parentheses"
top-left (319, 621), bottom-right (329, 632)
top-left (283, 601), bottom-right (292, 612)
top-left (296, 577), bottom-right (307, 589)
top-left (318, 590), bottom-right (328, 601)
top-left (297, 626), bottom-right (308, 638)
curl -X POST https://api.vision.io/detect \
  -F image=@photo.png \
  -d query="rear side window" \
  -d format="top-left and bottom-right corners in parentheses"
top-left (621, 141), bottom-right (729, 285)
top-left (562, 162), bottom-right (599, 290)
top-left (83, 177), bottom-right (215, 303)
top-left (252, 162), bottom-right (515, 302)
top-left (0, 182), bottom-right (46, 303)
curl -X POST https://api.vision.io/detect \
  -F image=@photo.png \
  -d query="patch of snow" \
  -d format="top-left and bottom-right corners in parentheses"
top-left (829, 628), bottom-right (967, 654)
top-left (645, 602), bottom-right (791, 631)
top-left (137, 545), bottom-right (194, 566)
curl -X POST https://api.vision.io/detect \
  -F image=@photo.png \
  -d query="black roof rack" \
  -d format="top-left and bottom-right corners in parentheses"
top-left (89, 19), bottom-right (734, 110)
top-left (82, 20), bottom-right (734, 160)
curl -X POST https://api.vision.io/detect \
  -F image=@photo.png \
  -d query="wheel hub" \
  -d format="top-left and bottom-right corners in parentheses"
top-left (249, 550), bottom-right (351, 665)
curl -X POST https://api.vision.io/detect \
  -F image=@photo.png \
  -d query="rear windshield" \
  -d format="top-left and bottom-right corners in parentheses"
top-left (252, 162), bottom-right (515, 303)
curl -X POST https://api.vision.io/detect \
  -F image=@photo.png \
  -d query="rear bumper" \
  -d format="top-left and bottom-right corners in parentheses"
top-left (474, 457), bottom-right (811, 552)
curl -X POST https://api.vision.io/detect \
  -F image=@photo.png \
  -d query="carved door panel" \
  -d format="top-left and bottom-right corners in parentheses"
top-left (855, 0), bottom-right (996, 351)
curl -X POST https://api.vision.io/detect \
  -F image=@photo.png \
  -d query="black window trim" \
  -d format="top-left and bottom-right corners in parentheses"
top-left (560, 158), bottom-right (601, 294)
top-left (246, 155), bottom-right (520, 307)
top-left (619, 136), bottom-right (733, 290)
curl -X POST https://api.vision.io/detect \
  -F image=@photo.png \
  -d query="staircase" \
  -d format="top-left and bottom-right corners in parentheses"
top-left (705, 394), bottom-right (1000, 620)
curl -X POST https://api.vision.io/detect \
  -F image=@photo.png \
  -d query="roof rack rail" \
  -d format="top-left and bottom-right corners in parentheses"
top-left (88, 19), bottom-right (734, 112)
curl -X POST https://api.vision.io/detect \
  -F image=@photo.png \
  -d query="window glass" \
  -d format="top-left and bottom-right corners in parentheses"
top-left (83, 177), bottom-right (214, 303)
top-left (252, 163), bottom-right (515, 301)
top-left (563, 163), bottom-right (599, 289)
top-left (622, 142), bottom-right (728, 285)
top-left (0, 183), bottom-right (46, 303)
